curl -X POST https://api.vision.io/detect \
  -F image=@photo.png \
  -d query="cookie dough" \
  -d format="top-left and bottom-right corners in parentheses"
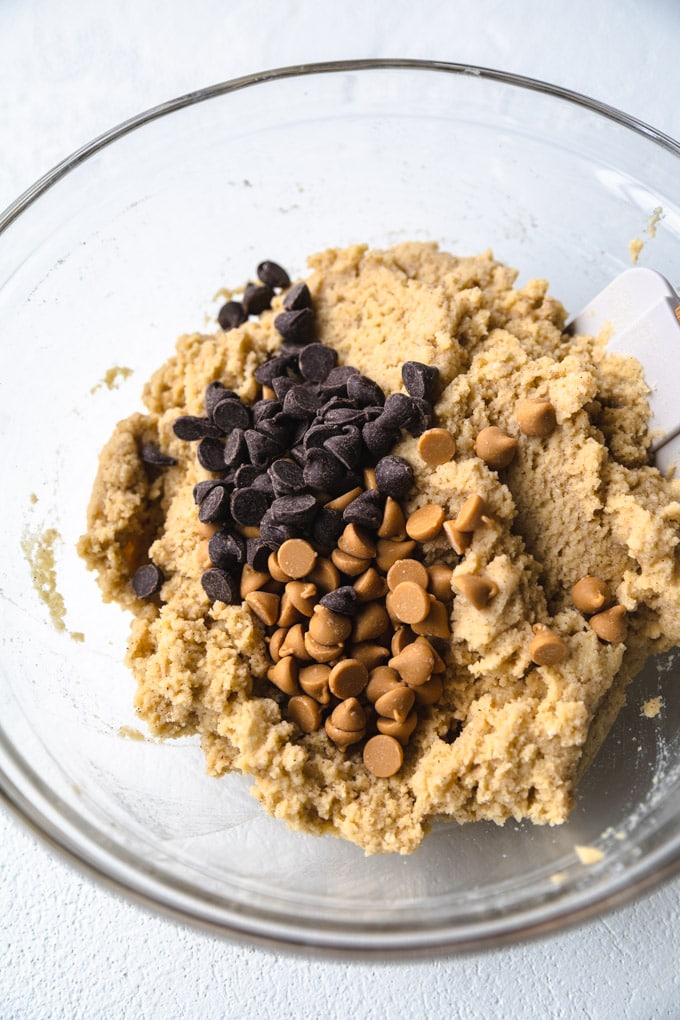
top-left (78, 242), bottom-right (680, 855)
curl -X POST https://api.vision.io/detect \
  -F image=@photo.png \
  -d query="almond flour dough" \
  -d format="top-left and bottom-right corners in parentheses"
top-left (78, 242), bottom-right (680, 855)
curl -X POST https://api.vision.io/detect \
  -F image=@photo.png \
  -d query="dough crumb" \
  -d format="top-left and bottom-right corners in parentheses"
top-left (23, 526), bottom-right (84, 641)
top-left (574, 844), bottom-right (605, 865)
top-left (90, 365), bottom-right (134, 394)
top-left (641, 696), bottom-right (663, 719)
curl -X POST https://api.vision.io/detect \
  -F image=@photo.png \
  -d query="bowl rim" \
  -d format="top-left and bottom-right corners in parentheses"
top-left (2, 57), bottom-right (680, 956)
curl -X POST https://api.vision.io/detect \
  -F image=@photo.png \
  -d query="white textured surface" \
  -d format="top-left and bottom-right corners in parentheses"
top-left (2, 1), bottom-right (680, 1017)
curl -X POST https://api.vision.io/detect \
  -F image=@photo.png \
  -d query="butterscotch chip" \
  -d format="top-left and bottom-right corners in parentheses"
top-left (309, 605), bottom-right (352, 645)
top-left (267, 656), bottom-right (299, 695)
top-left (515, 398), bottom-right (557, 437)
top-left (236, 525), bottom-right (261, 540)
top-left (375, 538), bottom-right (417, 572)
top-left (279, 622), bottom-right (311, 660)
top-left (429, 641), bottom-right (447, 673)
top-left (329, 658), bottom-right (369, 699)
top-left (590, 605), bottom-right (627, 644)
top-left (353, 566), bottom-right (388, 602)
top-left (405, 504), bottom-right (445, 542)
top-left (325, 718), bottom-right (365, 750)
top-left (417, 428), bottom-right (456, 466)
top-left (529, 625), bottom-right (568, 666)
top-left (387, 558), bottom-right (429, 591)
top-left (454, 494), bottom-right (487, 533)
top-left (288, 695), bottom-right (322, 733)
top-left (197, 521), bottom-right (219, 539)
top-left (474, 425), bottom-right (518, 469)
top-left (240, 564), bottom-right (270, 598)
top-left (324, 487), bottom-right (363, 512)
top-left (377, 711), bottom-right (418, 745)
top-left (331, 548), bottom-right (372, 576)
top-left (268, 551), bottom-right (291, 582)
top-left (442, 521), bottom-right (472, 555)
top-left (338, 523), bottom-right (376, 560)
top-left (307, 557), bottom-right (341, 593)
top-left (331, 697), bottom-right (367, 732)
top-left (365, 666), bottom-right (402, 702)
top-left (299, 663), bottom-right (331, 704)
top-left (363, 467), bottom-right (377, 490)
top-left (304, 632), bottom-right (344, 663)
top-left (284, 580), bottom-right (318, 617)
top-left (350, 643), bottom-right (390, 670)
top-left (572, 575), bottom-right (609, 615)
top-left (277, 539), bottom-right (317, 579)
top-left (391, 626), bottom-right (415, 656)
top-left (261, 384), bottom-right (276, 400)
top-left (412, 674), bottom-right (443, 706)
top-left (268, 626), bottom-right (289, 662)
top-left (375, 685), bottom-right (415, 723)
top-left (277, 590), bottom-right (304, 628)
top-left (427, 564), bottom-right (453, 602)
top-left (245, 590), bottom-right (280, 627)
top-left (390, 581), bottom-right (431, 624)
top-left (411, 597), bottom-right (451, 639)
top-left (363, 734), bottom-right (404, 778)
top-left (352, 602), bottom-right (390, 643)
top-left (453, 574), bottom-right (498, 609)
top-left (378, 497), bottom-right (407, 540)
top-left (389, 640), bottom-right (435, 686)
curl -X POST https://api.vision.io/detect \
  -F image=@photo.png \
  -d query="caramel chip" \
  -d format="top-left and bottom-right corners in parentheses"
top-left (375, 538), bottom-right (417, 572)
top-left (267, 656), bottom-right (299, 695)
top-left (284, 580), bottom-right (318, 617)
top-left (325, 718), bottom-right (365, 749)
top-left (417, 428), bottom-right (456, 466)
top-left (377, 496), bottom-right (407, 540)
top-left (411, 597), bottom-right (451, 639)
top-left (529, 624), bottom-right (568, 666)
top-left (572, 575), bottom-right (608, 615)
top-left (352, 602), bottom-right (390, 643)
top-left (453, 573), bottom-right (498, 609)
top-left (386, 558), bottom-right (429, 591)
top-left (350, 642), bottom-right (391, 670)
top-left (405, 504), bottom-right (446, 542)
top-left (245, 590), bottom-right (280, 627)
top-left (288, 694), bottom-right (322, 733)
top-left (412, 674), bottom-right (443, 706)
top-left (454, 494), bottom-right (487, 533)
top-left (427, 564), bottom-right (453, 602)
top-left (374, 685), bottom-right (415, 723)
top-left (389, 581), bottom-right (431, 624)
top-left (442, 520), bottom-right (472, 555)
top-left (331, 548), bottom-right (373, 576)
top-left (240, 564), bottom-right (270, 598)
top-left (279, 622), bottom-right (311, 660)
top-left (268, 551), bottom-right (291, 583)
top-left (363, 734), bottom-right (404, 777)
top-left (390, 639), bottom-right (435, 686)
top-left (474, 425), bottom-right (518, 469)
top-left (329, 658), bottom-right (369, 699)
top-left (307, 557), bottom-right (341, 593)
top-left (277, 538), bottom-right (317, 579)
top-left (324, 487), bottom-right (363, 512)
top-left (365, 666), bottom-right (402, 703)
top-left (309, 605), bottom-right (352, 645)
top-left (515, 398), bottom-right (557, 438)
top-left (377, 711), bottom-right (418, 745)
top-left (299, 663), bottom-right (331, 704)
top-left (590, 605), bottom-right (627, 644)
top-left (268, 626), bottom-right (289, 662)
top-left (304, 632), bottom-right (345, 663)
top-left (353, 566), bottom-right (388, 602)
top-left (337, 523), bottom-right (376, 560)
top-left (331, 697), bottom-right (367, 732)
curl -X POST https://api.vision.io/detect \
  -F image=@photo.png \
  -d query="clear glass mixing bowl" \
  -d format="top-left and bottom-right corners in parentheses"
top-left (1, 60), bottom-right (679, 955)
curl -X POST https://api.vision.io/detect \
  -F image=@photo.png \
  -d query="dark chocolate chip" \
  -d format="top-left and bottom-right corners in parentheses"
top-left (259, 510), bottom-right (297, 549)
top-left (342, 489), bottom-right (384, 530)
top-left (254, 357), bottom-right (296, 386)
top-left (323, 406), bottom-right (366, 425)
top-left (406, 397), bottom-right (435, 437)
top-left (251, 472), bottom-right (275, 497)
top-left (346, 374), bottom-right (385, 408)
top-left (379, 392), bottom-right (417, 430)
top-left (269, 459), bottom-right (305, 496)
top-left (288, 444), bottom-right (307, 467)
top-left (310, 507), bottom-right (344, 552)
top-left (374, 455), bottom-right (414, 500)
top-left (298, 343), bottom-right (338, 383)
top-left (193, 478), bottom-right (225, 504)
top-left (274, 308), bottom-right (315, 345)
top-left (303, 421), bottom-right (341, 450)
top-left (319, 365), bottom-right (359, 396)
top-left (303, 447), bottom-right (346, 492)
top-left (323, 424), bottom-right (362, 470)
top-left (401, 361), bottom-right (440, 401)
top-left (234, 463), bottom-right (259, 488)
top-left (282, 384), bottom-right (321, 420)
top-left (362, 420), bottom-right (399, 460)
top-left (205, 381), bottom-right (239, 417)
top-left (256, 416), bottom-right (293, 447)
top-left (208, 530), bottom-right (246, 571)
top-left (363, 405), bottom-right (384, 422)
top-left (251, 398), bottom-right (283, 423)
top-left (283, 281), bottom-right (312, 311)
top-left (198, 485), bottom-right (231, 524)
top-left (270, 493), bottom-right (318, 526)
top-left (230, 486), bottom-right (269, 527)
top-left (201, 567), bottom-right (238, 604)
top-left (319, 585), bottom-right (358, 616)
top-left (223, 428), bottom-right (248, 468)
top-left (271, 376), bottom-right (297, 401)
top-left (212, 398), bottom-right (251, 433)
top-left (244, 429), bottom-right (282, 469)
top-left (247, 537), bottom-right (271, 571)
top-left (243, 282), bottom-right (274, 316)
top-left (257, 260), bottom-right (291, 290)
top-left (173, 415), bottom-right (222, 441)
top-left (132, 563), bottom-right (164, 599)
top-left (217, 300), bottom-right (247, 331)
top-left (140, 443), bottom-right (177, 467)
top-left (197, 437), bottom-right (228, 473)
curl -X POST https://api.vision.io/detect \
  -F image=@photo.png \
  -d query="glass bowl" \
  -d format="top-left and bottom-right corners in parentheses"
top-left (1, 60), bottom-right (679, 956)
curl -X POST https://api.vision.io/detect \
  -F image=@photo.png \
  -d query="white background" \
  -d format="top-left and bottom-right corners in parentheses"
top-left (2, 1), bottom-right (680, 1017)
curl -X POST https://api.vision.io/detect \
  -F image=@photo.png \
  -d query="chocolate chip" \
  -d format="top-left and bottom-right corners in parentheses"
top-left (298, 343), bottom-right (338, 383)
top-left (217, 300), bottom-right (246, 331)
top-left (324, 425), bottom-right (362, 469)
top-left (242, 282), bottom-right (274, 316)
top-left (269, 459), bottom-right (305, 496)
top-left (401, 361), bottom-right (440, 401)
top-left (139, 443), bottom-right (177, 467)
top-left (271, 376), bottom-right (297, 401)
top-left (198, 485), bottom-right (231, 524)
top-left (201, 567), bottom-right (238, 604)
top-left (283, 281), bottom-right (312, 311)
top-left (252, 398), bottom-right (283, 423)
top-left (234, 463), bottom-right (259, 488)
top-left (319, 365), bottom-right (359, 397)
top-left (346, 374), bottom-right (385, 408)
top-left (274, 308), bottom-right (315, 345)
top-left (173, 415), bottom-right (222, 441)
top-left (212, 398), bottom-right (251, 433)
top-left (132, 563), bottom-right (164, 599)
top-left (208, 530), bottom-right (246, 570)
top-left (244, 429), bottom-right (282, 469)
top-left (283, 384), bottom-right (321, 420)
top-left (362, 420), bottom-right (398, 460)
top-left (205, 381), bottom-right (239, 417)
top-left (255, 417), bottom-right (292, 448)
top-left (303, 421), bottom-right (340, 450)
top-left (251, 472), bottom-right (275, 497)
top-left (288, 444), bottom-right (307, 467)
top-left (270, 493), bottom-right (318, 525)
top-left (374, 455), bottom-right (414, 500)
top-left (230, 487), bottom-right (269, 527)
top-left (259, 510), bottom-right (297, 549)
top-left (197, 437), bottom-right (228, 473)
top-left (193, 478), bottom-right (225, 504)
top-left (379, 392), bottom-right (417, 430)
top-left (319, 585), bottom-right (358, 615)
top-left (324, 406), bottom-right (366, 426)
top-left (254, 357), bottom-right (296, 386)
top-left (343, 489), bottom-right (384, 530)
top-left (223, 428), bottom-right (248, 468)
top-left (247, 537), bottom-right (271, 571)
top-left (310, 507), bottom-right (345, 552)
top-left (257, 260), bottom-right (291, 290)
top-left (303, 447), bottom-right (346, 492)
top-left (406, 398), bottom-right (434, 437)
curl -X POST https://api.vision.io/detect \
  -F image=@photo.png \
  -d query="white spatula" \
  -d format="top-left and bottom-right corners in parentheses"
top-left (568, 267), bottom-right (680, 474)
